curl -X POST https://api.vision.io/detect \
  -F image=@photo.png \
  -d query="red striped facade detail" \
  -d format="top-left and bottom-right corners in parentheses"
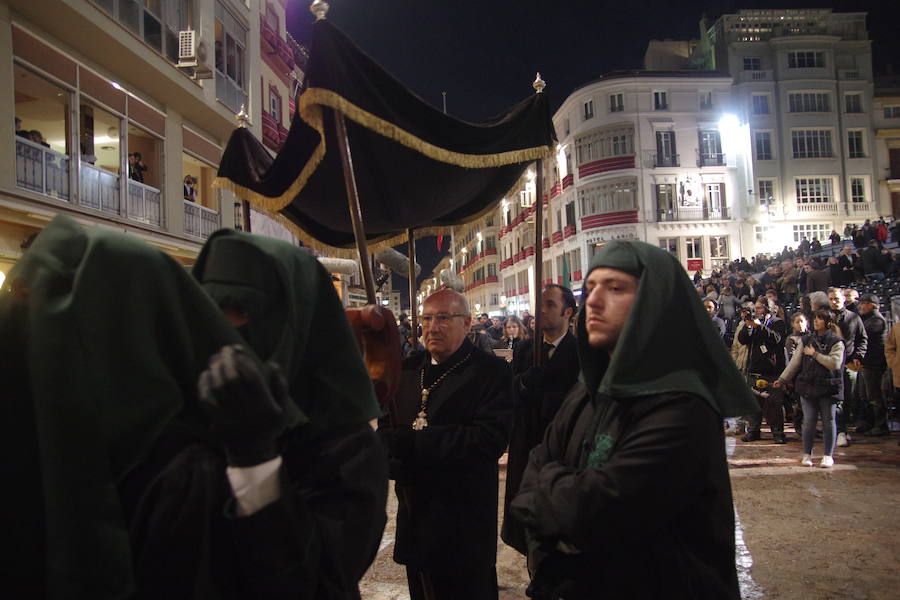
top-left (563, 224), bottom-right (577, 238)
top-left (580, 210), bottom-right (639, 230)
top-left (542, 238), bottom-right (550, 248)
top-left (551, 231), bottom-right (563, 244)
top-left (578, 155), bottom-right (635, 178)
top-left (562, 174), bottom-right (574, 189)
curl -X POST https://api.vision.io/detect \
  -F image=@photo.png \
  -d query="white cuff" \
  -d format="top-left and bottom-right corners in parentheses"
top-left (226, 456), bottom-right (283, 517)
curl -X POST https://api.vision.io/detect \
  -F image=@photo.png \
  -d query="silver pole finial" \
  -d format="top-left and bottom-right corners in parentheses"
top-left (236, 104), bottom-right (250, 128)
top-left (310, 0), bottom-right (329, 20)
top-left (533, 72), bottom-right (546, 94)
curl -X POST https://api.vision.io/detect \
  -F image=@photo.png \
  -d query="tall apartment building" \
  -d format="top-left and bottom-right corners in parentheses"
top-left (873, 75), bottom-right (900, 215)
top-left (0, 0), bottom-right (304, 283)
top-left (695, 8), bottom-right (879, 254)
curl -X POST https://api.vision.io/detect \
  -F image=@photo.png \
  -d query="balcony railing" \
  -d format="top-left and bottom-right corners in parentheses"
top-left (184, 201), bottom-right (221, 239)
top-left (16, 138), bottom-right (70, 201)
top-left (697, 152), bottom-right (726, 167)
top-left (654, 153), bottom-right (679, 168)
top-left (796, 201), bottom-right (838, 214)
top-left (656, 205), bottom-right (730, 222)
top-left (127, 180), bottom-right (162, 227)
top-left (739, 70), bottom-right (773, 83)
top-left (80, 163), bottom-right (120, 215)
top-left (848, 201), bottom-right (875, 215)
top-left (839, 69), bottom-right (861, 80)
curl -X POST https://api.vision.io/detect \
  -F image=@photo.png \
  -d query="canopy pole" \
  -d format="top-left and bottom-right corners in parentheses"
top-left (407, 228), bottom-right (418, 339)
top-left (334, 110), bottom-right (377, 304)
top-left (532, 72), bottom-right (546, 368)
top-left (533, 158), bottom-right (544, 368)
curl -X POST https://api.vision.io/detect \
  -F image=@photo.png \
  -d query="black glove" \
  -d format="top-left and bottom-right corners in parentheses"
top-left (379, 427), bottom-right (415, 461)
top-left (198, 345), bottom-right (292, 467)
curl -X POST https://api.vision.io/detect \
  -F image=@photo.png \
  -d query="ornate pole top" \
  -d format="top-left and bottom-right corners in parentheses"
top-left (310, 0), bottom-right (329, 20)
top-left (533, 72), bottom-right (546, 94)
top-left (236, 104), bottom-right (250, 128)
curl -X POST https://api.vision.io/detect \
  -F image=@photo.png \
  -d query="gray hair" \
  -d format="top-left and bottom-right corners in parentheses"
top-left (808, 291), bottom-right (829, 310)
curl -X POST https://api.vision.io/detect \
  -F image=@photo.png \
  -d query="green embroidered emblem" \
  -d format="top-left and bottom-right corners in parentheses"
top-left (586, 433), bottom-right (614, 468)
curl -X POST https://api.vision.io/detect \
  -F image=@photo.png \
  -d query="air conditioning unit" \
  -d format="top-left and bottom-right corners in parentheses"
top-left (178, 30), bottom-right (198, 68)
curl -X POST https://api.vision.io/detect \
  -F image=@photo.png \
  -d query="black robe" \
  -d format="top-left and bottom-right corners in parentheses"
top-left (502, 332), bottom-right (580, 554)
top-left (379, 339), bottom-right (513, 574)
top-left (510, 384), bottom-right (740, 600)
top-left (120, 421), bottom-right (388, 599)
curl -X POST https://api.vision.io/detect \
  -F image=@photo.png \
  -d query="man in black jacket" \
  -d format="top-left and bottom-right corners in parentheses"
top-left (509, 241), bottom-right (756, 600)
top-left (738, 300), bottom-right (787, 443)
top-left (502, 285), bottom-right (580, 556)
top-left (855, 294), bottom-right (890, 435)
top-left (828, 287), bottom-right (868, 446)
top-left (379, 289), bottom-right (513, 600)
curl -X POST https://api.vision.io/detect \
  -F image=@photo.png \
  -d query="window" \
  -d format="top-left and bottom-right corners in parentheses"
top-left (583, 100), bottom-right (594, 120)
top-left (565, 202), bottom-right (576, 226)
top-left (578, 179), bottom-right (637, 216)
top-left (845, 93), bottom-right (862, 113)
top-left (609, 93), bottom-right (624, 112)
top-left (847, 130), bottom-right (865, 158)
top-left (14, 64), bottom-right (72, 201)
top-left (215, 2), bottom-right (248, 113)
top-left (706, 184), bottom-right (725, 214)
top-left (183, 152), bottom-right (221, 238)
top-left (269, 87), bottom-right (282, 122)
top-left (755, 225), bottom-right (774, 244)
top-left (686, 237), bottom-right (702, 259)
top-left (95, 0), bottom-right (189, 64)
top-left (710, 236), bottom-right (729, 259)
top-left (795, 178), bottom-right (834, 204)
top-left (743, 57), bottom-right (761, 71)
top-left (699, 91), bottom-right (713, 110)
top-left (699, 130), bottom-right (723, 165)
top-left (755, 131), bottom-right (772, 160)
top-left (655, 130), bottom-right (677, 166)
top-left (788, 92), bottom-right (830, 113)
top-left (886, 106), bottom-right (900, 119)
top-left (653, 91), bottom-right (668, 110)
top-left (788, 51), bottom-right (825, 68)
top-left (791, 130), bottom-right (832, 158)
top-left (574, 127), bottom-right (634, 165)
top-left (490, 293), bottom-right (499, 306)
top-left (656, 184), bottom-right (676, 213)
top-left (659, 238), bottom-right (678, 255)
top-left (793, 224), bottom-right (831, 243)
top-left (850, 177), bottom-right (866, 203)
top-left (487, 263), bottom-right (497, 277)
top-left (751, 94), bottom-right (769, 115)
top-left (485, 236), bottom-right (496, 250)
top-left (758, 179), bottom-right (776, 204)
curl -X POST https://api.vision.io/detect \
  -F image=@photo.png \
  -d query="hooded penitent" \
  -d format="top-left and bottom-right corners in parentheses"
top-left (0, 215), bottom-right (247, 598)
top-left (577, 241), bottom-right (757, 418)
top-left (192, 229), bottom-right (381, 438)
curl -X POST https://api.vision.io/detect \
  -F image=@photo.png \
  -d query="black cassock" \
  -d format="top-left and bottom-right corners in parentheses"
top-left (510, 384), bottom-right (740, 600)
top-left (119, 421), bottom-right (388, 600)
top-left (379, 339), bottom-right (513, 579)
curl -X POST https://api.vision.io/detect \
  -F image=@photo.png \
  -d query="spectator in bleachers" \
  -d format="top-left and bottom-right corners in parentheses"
top-left (862, 240), bottom-right (890, 281)
top-left (829, 230), bottom-right (842, 247)
top-left (844, 288), bottom-right (860, 313)
top-left (806, 260), bottom-right (831, 293)
top-left (810, 238), bottom-right (822, 253)
top-left (838, 246), bottom-right (858, 286)
top-left (855, 294), bottom-right (890, 436)
top-left (799, 236), bottom-right (811, 256)
top-left (777, 261), bottom-right (799, 307)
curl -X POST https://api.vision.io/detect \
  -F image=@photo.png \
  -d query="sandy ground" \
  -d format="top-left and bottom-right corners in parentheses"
top-left (360, 428), bottom-right (900, 599)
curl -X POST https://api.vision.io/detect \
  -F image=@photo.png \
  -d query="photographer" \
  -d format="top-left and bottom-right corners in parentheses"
top-left (738, 300), bottom-right (787, 443)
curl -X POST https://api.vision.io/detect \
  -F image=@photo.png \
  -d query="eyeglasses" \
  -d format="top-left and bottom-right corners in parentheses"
top-left (421, 313), bottom-right (467, 327)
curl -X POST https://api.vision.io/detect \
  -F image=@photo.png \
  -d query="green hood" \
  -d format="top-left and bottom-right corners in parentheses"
top-left (0, 215), bottom-right (247, 598)
top-left (577, 241), bottom-right (757, 418)
top-left (193, 229), bottom-right (380, 437)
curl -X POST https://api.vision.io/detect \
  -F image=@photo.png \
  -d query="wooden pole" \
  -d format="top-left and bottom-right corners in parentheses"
top-left (533, 158), bottom-right (544, 367)
top-left (334, 110), bottom-right (377, 304)
top-left (407, 228), bottom-right (418, 339)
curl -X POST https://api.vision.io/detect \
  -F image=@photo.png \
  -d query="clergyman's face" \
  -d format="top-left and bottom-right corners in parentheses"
top-left (422, 292), bottom-right (471, 362)
top-left (583, 267), bottom-right (639, 351)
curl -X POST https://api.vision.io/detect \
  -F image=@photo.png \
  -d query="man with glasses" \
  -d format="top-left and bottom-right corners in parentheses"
top-left (378, 289), bottom-right (513, 600)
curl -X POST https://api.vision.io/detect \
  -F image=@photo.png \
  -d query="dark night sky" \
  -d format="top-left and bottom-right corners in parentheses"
top-left (286, 1), bottom-right (900, 304)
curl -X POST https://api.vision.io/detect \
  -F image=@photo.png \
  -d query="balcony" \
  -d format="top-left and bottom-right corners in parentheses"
top-left (796, 201), bottom-right (838, 215)
top-left (697, 152), bottom-right (726, 167)
top-left (839, 69), bottom-right (862, 80)
top-left (16, 138), bottom-right (70, 201)
top-left (848, 201), bottom-right (875, 215)
top-left (542, 237), bottom-right (550, 248)
top-left (653, 153), bottom-right (679, 168)
top-left (261, 110), bottom-right (286, 151)
top-left (581, 210), bottom-right (639, 230)
top-left (563, 224), bottom-right (577, 238)
top-left (260, 15), bottom-right (295, 77)
top-left (656, 205), bottom-right (730, 222)
top-left (562, 174), bottom-right (574, 190)
top-left (551, 231), bottom-right (563, 244)
top-left (127, 180), bottom-right (163, 227)
top-left (578, 155), bottom-right (635, 178)
top-left (525, 245), bottom-right (535, 257)
top-left (184, 201), bottom-right (220, 239)
top-left (738, 70), bottom-right (773, 83)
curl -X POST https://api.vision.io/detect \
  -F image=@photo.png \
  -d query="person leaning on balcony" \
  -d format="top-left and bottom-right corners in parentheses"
top-left (184, 175), bottom-right (198, 202)
top-left (15, 116), bottom-right (30, 139)
top-left (129, 152), bottom-right (148, 183)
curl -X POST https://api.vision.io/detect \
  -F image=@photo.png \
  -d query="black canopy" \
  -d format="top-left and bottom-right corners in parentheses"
top-left (216, 18), bottom-right (556, 254)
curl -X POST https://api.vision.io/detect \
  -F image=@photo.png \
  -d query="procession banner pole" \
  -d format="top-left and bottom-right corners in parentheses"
top-left (532, 73), bottom-right (546, 368)
top-left (408, 228), bottom-right (418, 339)
top-left (334, 110), bottom-right (378, 304)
